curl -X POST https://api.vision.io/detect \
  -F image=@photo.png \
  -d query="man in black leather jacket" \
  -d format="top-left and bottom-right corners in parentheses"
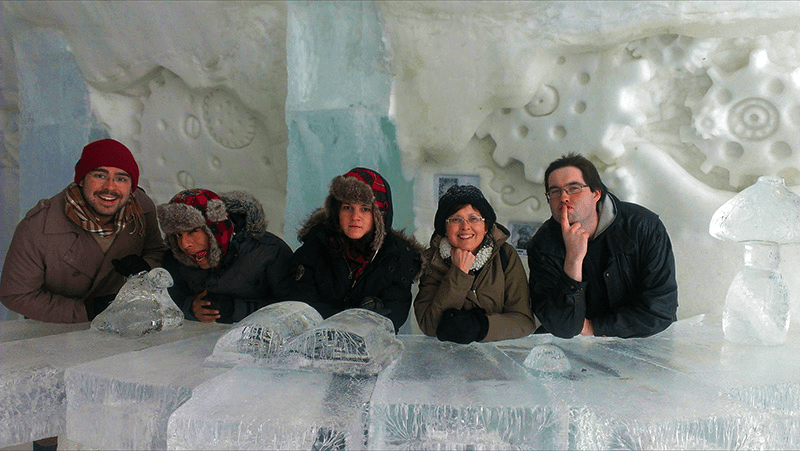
top-left (528, 153), bottom-right (678, 338)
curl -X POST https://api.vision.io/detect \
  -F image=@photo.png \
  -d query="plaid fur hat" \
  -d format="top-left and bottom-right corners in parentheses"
top-left (325, 167), bottom-right (394, 251)
top-left (434, 184), bottom-right (496, 236)
top-left (157, 189), bottom-right (234, 268)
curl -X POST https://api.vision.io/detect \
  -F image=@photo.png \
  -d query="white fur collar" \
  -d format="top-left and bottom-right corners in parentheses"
top-left (439, 238), bottom-right (494, 272)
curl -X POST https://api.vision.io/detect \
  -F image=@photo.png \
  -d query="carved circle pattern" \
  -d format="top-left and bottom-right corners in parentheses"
top-left (202, 89), bottom-right (256, 149)
top-left (177, 170), bottom-right (195, 189)
top-left (727, 97), bottom-right (779, 141)
top-left (524, 85), bottom-right (559, 117)
top-left (184, 115), bottom-right (201, 139)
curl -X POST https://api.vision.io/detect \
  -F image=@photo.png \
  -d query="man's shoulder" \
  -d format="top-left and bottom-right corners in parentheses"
top-left (22, 190), bottom-right (64, 221)
top-left (528, 218), bottom-right (562, 253)
top-left (615, 198), bottom-right (663, 228)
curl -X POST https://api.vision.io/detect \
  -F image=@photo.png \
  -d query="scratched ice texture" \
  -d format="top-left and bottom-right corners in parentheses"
top-left (497, 316), bottom-right (800, 449)
top-left (0, 322), bottom-right (221, 448)
top-left (279, 308), bottom-right (404, 376)
top-left (167, 367), bottom-right (376, 450)
top-left (204, 301), bottom-right (322, 368)
top-left (367, 335), bottom-right (566, 450)
top-left (64, 327), bottom-right (230, 450)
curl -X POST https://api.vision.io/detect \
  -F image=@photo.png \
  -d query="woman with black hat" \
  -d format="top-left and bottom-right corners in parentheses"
top-left (415, 184), bottom-right (536, 343)
top-left (289, 168), bottom-right (424, 332)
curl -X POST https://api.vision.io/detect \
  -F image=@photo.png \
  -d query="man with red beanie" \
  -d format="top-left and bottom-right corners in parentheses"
top-left (0, 138), bottom-right (167, 324)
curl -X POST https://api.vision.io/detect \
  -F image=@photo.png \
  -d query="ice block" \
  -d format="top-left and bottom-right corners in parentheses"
top-left (367, 335), bottom-right (566, 450)
top-left (0, 319), bottom-right (89, 343)
top-left (498, 327), bottom-right (770, 449)
top-left (167, 367), bottom-right (376, 450)
top-left (591, 314), bottom-right (800, 448)
top-left (64, 327), bottom-right (231, 450)
top-left (0, 321), bottom-right (227, 447)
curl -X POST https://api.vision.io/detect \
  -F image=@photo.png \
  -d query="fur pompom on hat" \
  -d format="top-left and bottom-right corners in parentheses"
top-left (434, 184), bottom-right (496, 236)
top-left (157, 189), bottom-right (234, 269)
top-left (74, 139), bottom-right (140, 191)
top-left (324, 167), bottom-right (393, 252)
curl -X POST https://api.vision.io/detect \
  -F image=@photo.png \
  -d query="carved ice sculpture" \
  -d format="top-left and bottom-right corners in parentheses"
top-left (91, 268), bottom-right (183, 337)
top-left (709, 176), bottom-right (800, 345)
top-left (204, 301), bottom-right (323, 367)
top-left (282, 309), bottom-right (404, 376)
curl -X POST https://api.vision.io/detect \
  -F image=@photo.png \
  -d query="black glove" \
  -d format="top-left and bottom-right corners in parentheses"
top-left (87, 294), bottom-right (116, 320)
top-left (436, 307), bottom-right (490, 344)
top-left (204, 292), bottom-right (235, 322)
top-left (112, 254), bottom-right (150, 277)
top-left (359, 296), bottom-right (392, 317)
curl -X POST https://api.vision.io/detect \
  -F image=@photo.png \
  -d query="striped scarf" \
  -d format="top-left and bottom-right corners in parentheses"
top-left (64, 183), bottom-right (145, 238)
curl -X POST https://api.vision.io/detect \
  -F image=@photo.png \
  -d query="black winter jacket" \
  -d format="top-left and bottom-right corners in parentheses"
top-left (164, 231), bottom-right (294, 323)
top-left (528, 193), bottom-right (678, 338)
top-left (289, 223), bottom-right (422, 332)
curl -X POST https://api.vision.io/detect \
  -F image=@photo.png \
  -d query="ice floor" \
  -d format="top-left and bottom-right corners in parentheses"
top-left (2, 313), bottom-right (799, 450)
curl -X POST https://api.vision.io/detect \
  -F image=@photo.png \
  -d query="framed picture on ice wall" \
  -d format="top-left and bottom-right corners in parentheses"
top-left (508, 221), bottom-right (542, 256)
top-left (434, 173), bottom-right (481, 205)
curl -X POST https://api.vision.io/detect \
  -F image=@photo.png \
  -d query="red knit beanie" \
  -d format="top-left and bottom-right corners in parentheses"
top-left (74, 139), bottom-right (140, 191)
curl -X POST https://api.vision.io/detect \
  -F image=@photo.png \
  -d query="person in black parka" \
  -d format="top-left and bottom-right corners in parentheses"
top-left (289, 168), bottom-right (424, 332)
top-left (157, 188), bottom-right (294, 324)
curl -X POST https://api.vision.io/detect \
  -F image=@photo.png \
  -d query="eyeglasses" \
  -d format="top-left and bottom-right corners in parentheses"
top-left (546, 183), bottom-right (590, 200)
top-left (446, 216), bottom-right (485, 226)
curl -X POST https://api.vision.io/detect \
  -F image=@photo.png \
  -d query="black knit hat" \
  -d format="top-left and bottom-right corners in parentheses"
top-left (434, 184), bottom-right (496, 236)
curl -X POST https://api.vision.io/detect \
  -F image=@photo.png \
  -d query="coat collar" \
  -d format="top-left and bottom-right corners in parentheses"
top-left (43, 188), bottom-right (83, 235)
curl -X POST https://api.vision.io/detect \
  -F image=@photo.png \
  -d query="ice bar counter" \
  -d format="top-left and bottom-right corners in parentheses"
top-left (0, 321), bottom-right (229, 448)
top-left (2, 314), bottom-right (800, 449)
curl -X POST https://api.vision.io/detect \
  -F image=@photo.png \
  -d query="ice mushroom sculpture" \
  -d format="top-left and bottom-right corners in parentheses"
top-left (709, 176), bottom-right (800, 345)
top-left (91, 268), bottom-right (183, 338)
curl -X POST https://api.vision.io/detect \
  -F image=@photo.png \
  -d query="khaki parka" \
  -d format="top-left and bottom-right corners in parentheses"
top-left (0, 188), bottom-right (167, 323)
top-left (414, 223), bottom-right (537, 342)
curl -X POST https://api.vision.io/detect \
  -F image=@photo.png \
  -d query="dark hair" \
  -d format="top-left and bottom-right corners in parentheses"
top-left (446, 203), bottom-right (469, 218)
top-left (324, 198), bottom-right (375, 256)
top-left (544, 153), bottom-right (607, 201)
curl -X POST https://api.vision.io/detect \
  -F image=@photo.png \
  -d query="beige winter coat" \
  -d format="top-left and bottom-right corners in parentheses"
top-left (414, 224), bottom-right (537, 342)
top-left (0, 188), bottom-right (167, 323)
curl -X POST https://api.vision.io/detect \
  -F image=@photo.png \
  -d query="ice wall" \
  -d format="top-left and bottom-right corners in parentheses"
top-left (285, 1), bottom-right (413, 244)
top-left (2, 1), bottom-right (800, 323)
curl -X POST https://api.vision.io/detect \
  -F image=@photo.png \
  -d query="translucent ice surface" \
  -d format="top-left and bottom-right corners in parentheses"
top-left (595, 315), bottom-right (800, 449)
top-left (709, 176), bottom-right (800, 244)
top-left (497, 332), bottom-right (764, 450)
top-left (91, 268), bottom-right (183, 338)
top-left (710, 176), bottom-right (800, 345)
top-left (65, 327), bottom-right (230, 450)
top-left (367, 335), bottom-right (566, 450)
top-left (0, 319), bottom-right (89, 343)
top-left (281, 309), bottom-right (403, 376)
top-left (167, 367), bottom-right (376, 450)
top-left (524, 344), bottom-right (571, 373)
top-left (722, 243), bottom-right (790, 345)
top-left (0, 322), bottom-right (222, 448)
top-left (204, 301), bottom-right (322, 368)
top-left (498, 315), bottom-right (800, 449)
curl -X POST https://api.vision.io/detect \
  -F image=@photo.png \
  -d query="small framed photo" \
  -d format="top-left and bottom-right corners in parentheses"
top-left (508, 221), bottom-right (542, 256)
top-left (434, 173), bottom-right (481, 203)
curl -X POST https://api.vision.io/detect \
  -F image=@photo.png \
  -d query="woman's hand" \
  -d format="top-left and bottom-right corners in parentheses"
top-left (451, 247), bottom-right (476, 274)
